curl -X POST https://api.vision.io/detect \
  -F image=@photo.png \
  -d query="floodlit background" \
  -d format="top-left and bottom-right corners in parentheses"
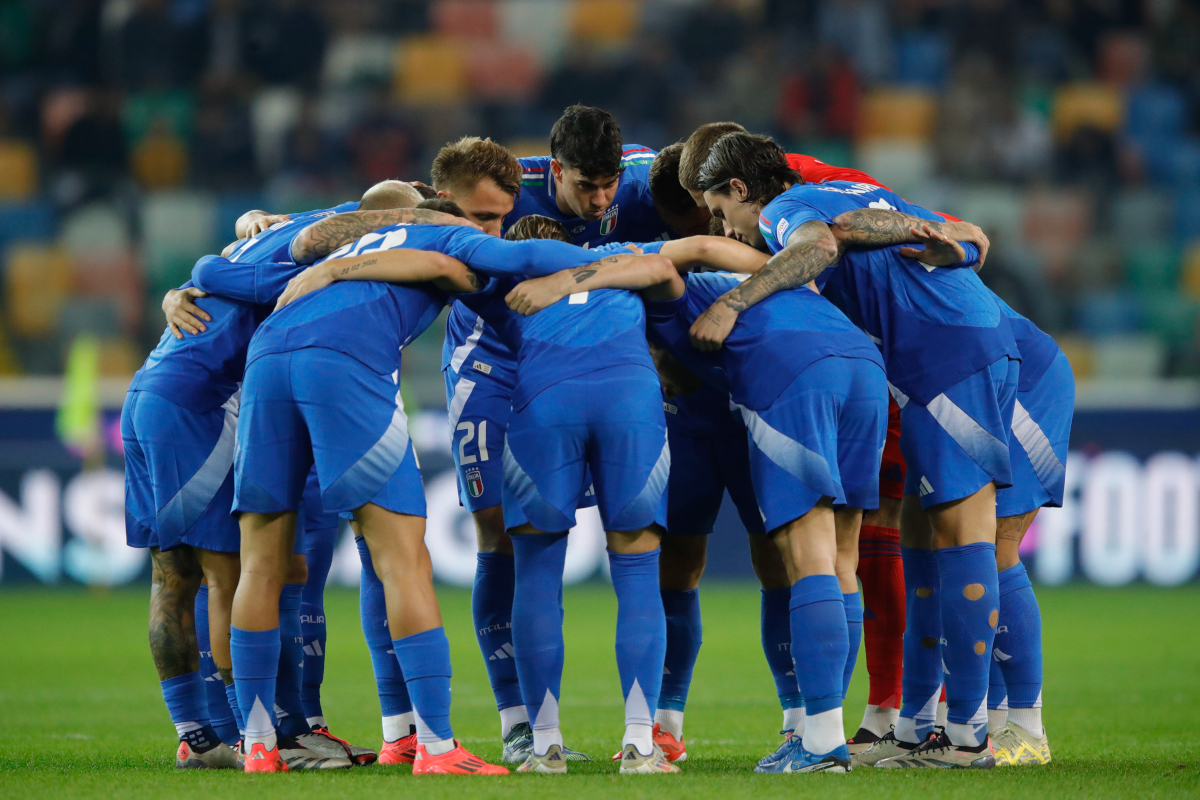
top-left (0, 0), bottom-right (1197, 587)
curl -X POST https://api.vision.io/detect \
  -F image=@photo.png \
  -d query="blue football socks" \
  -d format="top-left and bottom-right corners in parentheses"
top-left (609, 548), bottom-right (667, 753)
top-left (761, 586), bottom-right (804, 727)
top-left (392, 627), bottom-right (454, 746)
top-left (160, 671), bottom-right (220, 750)
top-left (659, 588), bottom-right (702, 713)
top-left (898, 547), bottom-right (942, 743)
top-left (937, 543), bottom-right (999, 747)
top-left (224, 681), bottom-right (244, 733)
top-left (230, 626), bottom-right (280, 744)
top-left (995, 561), bottom-right (1044, 736)
top-left (472, 552), bottom-right (524, 712)
top-left (843, 590), bottom-right (863, 700)
top-left (275, 582), bottom-right (309, 737)
top-left (789, 575), bottom-right (848, 756)
top-left (511, 532), bottom-right (568, 754)
top-left (356, 536), bottom-right (413, 737)
top-left (194, 585), bottom-right (238, 745)
top-left (300, 528), bottom-right (336, 724)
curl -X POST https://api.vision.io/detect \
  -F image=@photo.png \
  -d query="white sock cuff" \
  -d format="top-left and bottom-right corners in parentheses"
top-left (654, 708), bottom-right (684, 739)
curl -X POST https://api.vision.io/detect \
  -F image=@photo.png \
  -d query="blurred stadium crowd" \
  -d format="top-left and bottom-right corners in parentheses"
top-left (0, 0), bottom-right (1199, 397)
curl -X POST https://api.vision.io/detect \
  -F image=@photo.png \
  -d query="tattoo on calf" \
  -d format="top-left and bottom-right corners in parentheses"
top-left (148, 548), bottom-right (202, 681)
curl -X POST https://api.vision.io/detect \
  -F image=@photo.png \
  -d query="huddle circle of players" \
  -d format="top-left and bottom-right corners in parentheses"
top-left (125, 104), bottom-right (1071, 775)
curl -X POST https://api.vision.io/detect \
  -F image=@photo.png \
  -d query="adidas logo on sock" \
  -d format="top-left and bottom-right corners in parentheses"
top-left (919, 476), bottom-right (935, 497)
top-left (303, 641), bottom-right (324, 657)
top-left (488, 643), bottom-right (515, 661)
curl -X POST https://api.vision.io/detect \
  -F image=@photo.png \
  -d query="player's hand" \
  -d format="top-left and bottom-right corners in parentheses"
top-left (899, 224), bottom-right (968, 268)
top-left (505, 273), bottom-right (571, 315)
top-left (689, 299), bottom-right (738, 351)
top-left (245, 213), bottom-right (289, 239)
top-left (276, 264), bottom-right (334, 310)
top-left (163, 287), bottom-right (210, 339)
top-left (938, 220), bottom-right (989, 267)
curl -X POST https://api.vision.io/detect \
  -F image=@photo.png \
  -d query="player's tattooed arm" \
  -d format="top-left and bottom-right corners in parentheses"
top-left (505, 253), bottom-right (682, 316)
top-left (290, 209), bottom-right (483, 264)
top-left (832, 209), bottom-right (990, 267)
top-left (275, 249), bottom-right (478, 309)
top-left (147, 547), bottom-right (203, 681)
top-left (688, 220), bottom-right (839, 351)
top-left (659, 236), bottom-right (770, 274)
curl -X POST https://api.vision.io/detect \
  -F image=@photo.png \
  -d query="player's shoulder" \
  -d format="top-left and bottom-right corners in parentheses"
top-left (518, 155), bottom-right (551, 188)
top-left (619, 144), bottom-right (657, 181)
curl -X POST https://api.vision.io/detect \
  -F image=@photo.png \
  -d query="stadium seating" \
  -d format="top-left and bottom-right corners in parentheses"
top-left (394, 35), bottom-right (470, 104)
top-left (1123, 243), bottom-right (1179, 291)
top-left (499, 0), bottom-right (569, 67)
top-left (0, 140), bottom-right (38, 201)
top-left (432, 0), bottom-right (498, 39)
top-left (467, 41), bottom-right (542, 101)
top-left (4, 244), bottom-right (73, 338)
top-left (856, 88), bottom-right (938, 142)
top-left (1091, 334), bottom-right (1166, 379)
top-left (893, 31), bottom-right (949, 89)
top-left (568, 0), bottom-right (639, 44)
top-left (1051, 82), bottom-right (1123, 142)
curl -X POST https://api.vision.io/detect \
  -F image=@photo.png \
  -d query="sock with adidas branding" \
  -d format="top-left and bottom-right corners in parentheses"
top-left (789, 575), bottom-right (848, 756)
top-left (995, 561), bottom-right (1043, 737)
top-left (511, 532), bottom-right (568, 756)
top-left (937, 543), bottom-right (999, 747)
top-left (275, 583), bottom-right (309, 738)
top-left (898, 547), bottom-right (941, 744)
top-left (609, 549), bottom-right (666, 756)
top-left (857, 524), bottom-right (904, 722)
top-left (393, 627), bottom-right (455, 755)
top-left (356, 536), bottom-right (413, 741)
top-left (842, 590), bottom-right (863, 700)
top-left (658, 587), bottom-right (701, 733)
top-left (230, 626), bottom-right (280, 749)
top-left (300, 527), bottom-right (335, 726)
top-left (161, 671), bottom-right (221, 752)
top-left (761, 587), bottom-right (804, 731)
top-left (194, 586), bottom-right (239, 745)
top-left (473, 551), bottom-right (527, 735)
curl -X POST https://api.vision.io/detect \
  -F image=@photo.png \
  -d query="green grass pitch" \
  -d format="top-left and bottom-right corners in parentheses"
top-left (1, 583), bottom-right (1196, 799)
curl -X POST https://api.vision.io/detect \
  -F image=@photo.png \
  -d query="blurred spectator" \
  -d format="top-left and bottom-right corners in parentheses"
top-left (204, 0), bottom-right (248, 82)
top-left (777, 45), bottom-right (860, 139)
top-left (347, 87), bottom-right (418, 186)
top-left (118, 0), bottom-right (205, 88)
top-left (0, 0), bottom-right (34, 76)
top-left (243, 0), bottom-right (327, 87)
top-left (45, 0), bottom-right (105, 85)
top-left (277, 97), bottom-right (346, 192)
top-left (192, 86), bottom-right (257, 190)
top-left (57, 91), bottom-right (128, 204)
top-left (673, 0), bottom-right (745, 83)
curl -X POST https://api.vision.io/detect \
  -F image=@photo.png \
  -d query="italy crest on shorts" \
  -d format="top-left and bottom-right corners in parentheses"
top-left (465, 466), bottom-right (484, 498)
top-left (599, 204), bottom-right (618, 235)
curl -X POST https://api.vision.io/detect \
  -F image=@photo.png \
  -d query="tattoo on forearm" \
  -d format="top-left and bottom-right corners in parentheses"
top-left (336, 257), bottom-right (378, 277)
top-left (720, 233), bottom-right (839, 313)
top-left (834, 209), bottom-right (945, 246)
top-left (571, 267), bottom-right (598, 283)
top-left (467, 272), bottom-right (481, 289)
top-left (148, 548), bottom-right (202, 681)
top-left (295, 208), bottom-right (449, 261)
top-left (218, 667), bottom-right (234, 685)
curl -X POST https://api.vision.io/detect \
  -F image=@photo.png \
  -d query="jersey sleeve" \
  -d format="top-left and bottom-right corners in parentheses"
top-left (451, 234), bottom-right (600, 278)
top-left (191, 255), bottom-right (259, 302)
top-left (758, 195), bottom-right (829, 255)
top-left (252, 261), bottom-right (307, 304)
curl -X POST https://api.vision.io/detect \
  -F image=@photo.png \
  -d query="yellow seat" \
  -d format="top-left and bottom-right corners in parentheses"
top-left (569, 0), bottom-right (638, 44)
top-left (131, 126), bottom-right (188, 189)
top-left (0, 139), bottom-right (38, 200)
top-left (1054, 335), bottom-right (1094, 380)
top-left (1052, 82), bottom-right (1123, 142)
top-left (856, 88), bottom-right (938, 143)
top-left (394, 35), bottom-right (469, 105)
top-left (5, 244), bottom-right (74, 338)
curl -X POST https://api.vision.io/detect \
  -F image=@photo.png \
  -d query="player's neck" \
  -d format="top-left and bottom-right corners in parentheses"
top-left (552, 177), bottom-right (574, 217)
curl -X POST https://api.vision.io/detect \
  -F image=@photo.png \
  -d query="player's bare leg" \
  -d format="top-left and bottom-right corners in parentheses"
top-left (355, 503), bottom-right (505, 775)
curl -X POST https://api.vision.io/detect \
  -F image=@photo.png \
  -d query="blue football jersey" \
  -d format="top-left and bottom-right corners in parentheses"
top-left (759, 181), bottom-right (1016, 404)
top-left (248, 224), bottom-right (609, 378)
top-left (443, 148), bottom-right (672, 395)
top-left (129, 202), bottom-right (359, 413)
top-left (226, 201), bottom-right (359, 264)
top-left (993, 295), bottom-right (1060, 392)
top-left (646, 272), bottom-right (883, 412)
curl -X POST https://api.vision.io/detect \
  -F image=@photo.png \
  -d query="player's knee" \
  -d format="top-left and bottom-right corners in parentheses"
top-left (286, 553), bottom-right (308, 584)
top-left (473, 506), bottom-right (512, 554)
